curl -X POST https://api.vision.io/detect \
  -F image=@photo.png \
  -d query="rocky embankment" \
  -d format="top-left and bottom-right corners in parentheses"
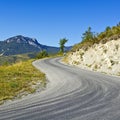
top-left (66, 38), bottom-right (120, 76)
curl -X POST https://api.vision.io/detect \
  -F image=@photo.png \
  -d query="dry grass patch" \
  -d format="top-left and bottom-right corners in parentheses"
top-left (0, 60), bottom-right (46, 104)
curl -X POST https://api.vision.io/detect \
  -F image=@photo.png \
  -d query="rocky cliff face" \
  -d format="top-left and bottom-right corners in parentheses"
top-left (66, 38), bottom-right (120, 76)
top-left (5, 35), bottom-right (42, 49)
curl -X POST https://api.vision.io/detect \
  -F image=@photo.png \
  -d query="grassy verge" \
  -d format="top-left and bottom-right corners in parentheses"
top-left (0, 60), bottom-right (46, 104)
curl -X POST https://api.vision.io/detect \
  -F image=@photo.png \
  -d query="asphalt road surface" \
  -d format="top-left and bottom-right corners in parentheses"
top-left (0, 57), bottom-right (120, 120)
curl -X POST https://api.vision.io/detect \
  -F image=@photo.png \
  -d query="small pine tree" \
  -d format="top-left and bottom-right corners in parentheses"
top-left (82, 27), bottom-right (94, 42)
top-left (105, 26), bottom-right (112, 37)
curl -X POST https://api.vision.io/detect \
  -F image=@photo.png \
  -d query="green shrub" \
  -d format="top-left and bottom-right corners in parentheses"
top-left (36, 50), bottom-right (48, 59)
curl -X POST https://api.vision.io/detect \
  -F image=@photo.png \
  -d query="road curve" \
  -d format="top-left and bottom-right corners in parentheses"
top-left (0, 57), bottom-right (120, 120)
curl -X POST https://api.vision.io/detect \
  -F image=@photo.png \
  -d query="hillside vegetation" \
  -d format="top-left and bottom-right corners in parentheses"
top-left (64, 24), bottom-right (120, 76)
top-left (71, 24), bottom-right (120, 52)
top-left (0, 60), bottom-right (46, 104)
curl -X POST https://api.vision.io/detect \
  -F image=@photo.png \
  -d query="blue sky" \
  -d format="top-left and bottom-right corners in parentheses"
top-left (0, 0), bottom-right (120, 47)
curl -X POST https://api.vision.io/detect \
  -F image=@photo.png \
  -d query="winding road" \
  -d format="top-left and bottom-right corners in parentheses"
top-left (0, 57), bottom-right (120, 120)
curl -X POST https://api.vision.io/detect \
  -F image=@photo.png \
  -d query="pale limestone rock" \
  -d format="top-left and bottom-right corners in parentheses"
top-left (67, 39), bottom-right (120, 76)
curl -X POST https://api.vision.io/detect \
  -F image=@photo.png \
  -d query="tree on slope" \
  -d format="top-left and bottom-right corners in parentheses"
top-left (82, 27), bottom-right (94, 42)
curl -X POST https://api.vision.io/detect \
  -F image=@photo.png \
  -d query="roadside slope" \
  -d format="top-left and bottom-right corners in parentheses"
top-left (0, 60), bottom-right (46, 105)
top-left (65, 38), bottom-right (120, 76)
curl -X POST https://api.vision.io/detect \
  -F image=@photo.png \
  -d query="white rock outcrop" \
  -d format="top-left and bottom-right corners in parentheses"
top-left (67, 39), bottom-right (120, 76)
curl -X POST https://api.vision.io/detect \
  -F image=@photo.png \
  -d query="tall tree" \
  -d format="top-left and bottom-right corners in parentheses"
top-left (82, 27), bottom-right (94, 42)
top-left (59, 38), bottom-right (68, 53)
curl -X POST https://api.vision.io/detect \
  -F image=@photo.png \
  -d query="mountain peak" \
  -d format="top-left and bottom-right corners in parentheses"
top-left (5, 35), bottom-right (38, 44)
top-left (0, 35), bottom-right (61, 56)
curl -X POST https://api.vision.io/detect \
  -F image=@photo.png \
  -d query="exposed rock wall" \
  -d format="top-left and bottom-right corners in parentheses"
top-left (67, 39), bottom-right (120, 76)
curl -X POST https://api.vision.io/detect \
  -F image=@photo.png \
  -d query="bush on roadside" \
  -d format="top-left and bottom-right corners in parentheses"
top-left (36, 50), bottom-right (48, 59)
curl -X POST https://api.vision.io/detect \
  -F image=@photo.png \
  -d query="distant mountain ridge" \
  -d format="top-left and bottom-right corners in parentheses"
top-left (0, 35), bottom-right (71, 56)
top-left (5, 35), bottom-right (42, 49)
